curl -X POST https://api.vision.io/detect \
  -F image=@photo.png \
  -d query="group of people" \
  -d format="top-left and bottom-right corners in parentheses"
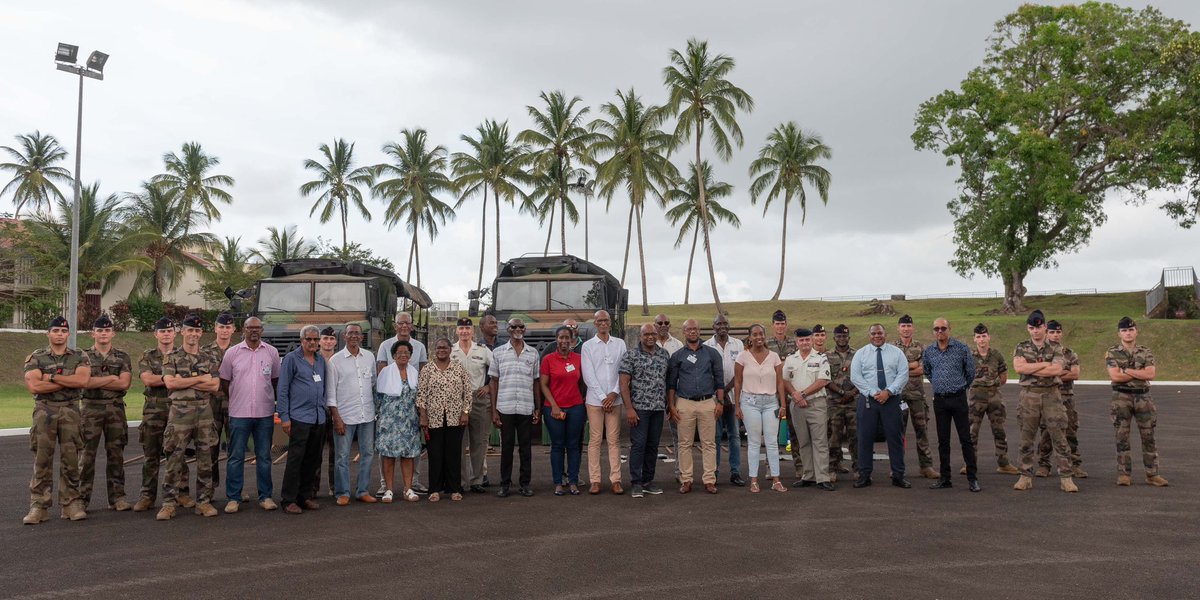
top-left (21, 304), bottom-right (1169, 525)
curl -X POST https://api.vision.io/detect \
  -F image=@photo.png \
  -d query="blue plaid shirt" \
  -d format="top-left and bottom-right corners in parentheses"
top-left (922, 338), bottom-right (976, 395)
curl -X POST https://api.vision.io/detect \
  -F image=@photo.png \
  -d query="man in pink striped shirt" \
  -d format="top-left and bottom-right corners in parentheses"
top-left (217, 317), bottom-right (281, 513)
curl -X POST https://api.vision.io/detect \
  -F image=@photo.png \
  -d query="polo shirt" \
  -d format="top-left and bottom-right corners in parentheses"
top-left (541, 351), bottom-right (584, 409)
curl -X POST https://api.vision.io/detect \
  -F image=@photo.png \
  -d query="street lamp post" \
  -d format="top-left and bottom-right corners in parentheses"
top-left (54, 43), bottom-right (108, 348)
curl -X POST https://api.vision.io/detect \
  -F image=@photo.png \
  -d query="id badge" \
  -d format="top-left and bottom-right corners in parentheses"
top-left (565, 364), bottom-right (576, 373)
top-left (313, 374), bottom-right (322, 382)
top-left (261, 365), bottom-right (272, 377)
top-left (687, 354), bottom-right (698, 364)
top-left (900, 401), bottom-right (909, 411)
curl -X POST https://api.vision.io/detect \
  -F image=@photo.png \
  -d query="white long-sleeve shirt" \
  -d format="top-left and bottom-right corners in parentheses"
top-left (581, 334), bottom-right (627, 406)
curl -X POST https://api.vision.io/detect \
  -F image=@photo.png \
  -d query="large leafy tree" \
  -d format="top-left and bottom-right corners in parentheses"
top-left (749, 122), bottom-right (832, 301)
top-left (151, 142), bottom-right (235, 223)
top-left (374, 128), bottom-right (456, 289)
top-left (590, 87), bottom-right (678, 315)
top-left (199, 236), bottom-right (257, 304)
top-left (252, 225), bottom-right (316, 268)
top-left (665, 161), bottom-right (740, 305)
top-left (123, 181), bottom-right (217, 297)
top-left (664, 38), bottom-right (754, 313)
top-left (315, 237), bottom-right (396, 272)
top-left (913, 3), bottom-right (1200, 313)
top-left (300, 139), bottom-right (375, 254)
top-left (0, 131), bottom-right (72, 218)
top-left (518, 91), bottom-right (598, 256)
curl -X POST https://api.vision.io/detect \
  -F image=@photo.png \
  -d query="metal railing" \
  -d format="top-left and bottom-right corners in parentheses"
top-left (1145, 267), bottom-right (1198, 316)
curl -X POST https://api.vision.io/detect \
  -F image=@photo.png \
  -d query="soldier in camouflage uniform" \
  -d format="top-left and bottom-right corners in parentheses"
top-left (157, 314), bottom-right (221, 520)
top-left (202, 312), bottom-right (236, 490)
top-left (1038, 320), bottom-right (1085, 478)
top-left (1011, 310), bottom-right (1077, 493)
top-left (134, 317), bottom-right (179, 512)
top-left (893, 315), bottom-right (937, 479)
top-left (1105, 317), bottom-right (1168, 487)
top-left (79, 314), bottom-right (133, 511)
top-left (765, 310), bottom-right (802, 477)
top-left (965, 324), bottom-right (1019, 475)
top-left (825, 324), bottom-right (858, 478)
top-left (22, 316), bottom-right (91, 524)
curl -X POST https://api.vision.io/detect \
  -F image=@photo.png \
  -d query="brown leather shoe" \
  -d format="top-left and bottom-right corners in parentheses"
top-left (679, 482), bottom-right (692, 494)
top-left (611, 483), bottom-right (624, 495)
top-left (283, 503), bottom-right (303, 514)
top-left (302, 499), bottom-right (320, 511)
top-left (336, 496), bottom-right (350, 506)
top-left (356, 493), bottom-right (377, 504)
top-left (704, 483), bottom-right (718, 494)
top-left (589, 483), bottom-right (601, 495)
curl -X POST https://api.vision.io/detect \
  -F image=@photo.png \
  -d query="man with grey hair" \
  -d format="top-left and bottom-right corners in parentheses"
top-left (325, 322), bottom-right (377, 505)
top-left (376, 311), bottom-right (428, 495)
top-left (278, 325), bottom-right (328, 514)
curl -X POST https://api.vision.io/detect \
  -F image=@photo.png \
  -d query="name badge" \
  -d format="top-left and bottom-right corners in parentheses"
top-left (313, 374), bottom-right (322, 382)
top-left (362, 370), bottom-right (372, 379)
top-left (687, 355), bottom-right (698, 364)
top-left (900, 401), bottom-right (909, 411)
top-left (261, 366), bottom-right (272, 377)
top-left (565, 364), bottom-right (576, 373)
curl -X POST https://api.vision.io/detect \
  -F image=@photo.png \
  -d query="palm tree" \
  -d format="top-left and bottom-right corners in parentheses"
top-left (525, 163), bottom-right (584, 256)
top-left (665, 161), bottom-right (741, 304)
top-left (590, 87), bottom-right (679, 316)
top-left (151, 142), bottom-right (235, 222)
top-left (0, 131), bottom-right (72, 218)
top-left (374, 128), bottom-right (456, 288)
top-left (663, 38), bottom-right (754, 313)
top-left (199, 236), bottom-right (257, 304)
top-left (749, 122), bottom-right (832, 301)
top-left (252, 225), bottom-right (316, 267)
top-left (122, 181), bottom-right (217, 297)
top-left (518, 91), bottom-right (598, 256)
top-left (300, 139), bottom-right (375, 254)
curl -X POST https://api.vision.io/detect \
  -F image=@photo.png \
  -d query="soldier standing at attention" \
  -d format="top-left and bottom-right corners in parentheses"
top-left (1012, 310), bottom-right (1077, 493)
top-left (79, 314), bottom-right (133, 511)
top-left (202, 313), bottom-right (236, 493)
top-left (894, 315), bottom-right (937, 479)
top-left (22, 316), bottom-right (91, 524)
top-left (964, 324), bottom-right (1019, 475)
top-left (157, 314), bottom-right (222, 520)
top-left (811, 324), bottom-right (828, 354)
top-left (134, 317), bottom-right (178, 512)
top-left (825, 324), bottom-right (858, 479)
top-left (1038, 320), bottom-right (1085, 478)
top-left (765, 310), bottom-right (802, 476)
top-left (1105, 317), bottom-right (1168, 487)
top-left (312, 326), bottom-right (339, 498)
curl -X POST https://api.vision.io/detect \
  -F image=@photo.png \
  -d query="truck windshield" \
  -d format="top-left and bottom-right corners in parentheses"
top-left (314, 282), bottom-right (367, 311)
top-left (550, 280), bottom-right (604, 310)
top-left (495, 281), bottom-right (547, 311)
top-left (258, 282), bottom-right (310, 312)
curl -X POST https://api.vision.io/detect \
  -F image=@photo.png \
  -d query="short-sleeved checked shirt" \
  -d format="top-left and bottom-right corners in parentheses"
top-left (619, 345), bottom-right (670, 411)
top-left (488, 341), bottom-right (540, 415)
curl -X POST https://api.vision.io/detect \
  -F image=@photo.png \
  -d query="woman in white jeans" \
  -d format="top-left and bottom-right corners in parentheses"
top-left (734, 324), bottom-right (787, 493)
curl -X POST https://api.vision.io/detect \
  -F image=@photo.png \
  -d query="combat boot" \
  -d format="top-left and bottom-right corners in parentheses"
top-left (22, 507), bottom-right (49, 525)
top-left (175, 493), bottom-right (196, 508)
top-left (1146, 474), bottom-right (1169, 487)
top-left (61, 500), bottom-right (88, 521)
top-left (1034, 466), bottom-right (1050, 478)
top-left (111, 499), bottom-right (132, 511)
top-left (919, 467), bottom-right (938, 479)
top-left (132, 496), bottom-right (154, 512)
top-left (194, 502), bottom-right (218, 517)
top-left (1072, 466), bottom-right (1088, 479)
top-left (156, 503), bottom-right (177, 521)
top-left (1060, 477), bottom-right (1078, 493)
top-left (1116, 474), bottom-right (1131, 486)
top-left (1013, 475), bottom-right (1033, 490)
top-left (997, 464), bottom-right (1020, 475)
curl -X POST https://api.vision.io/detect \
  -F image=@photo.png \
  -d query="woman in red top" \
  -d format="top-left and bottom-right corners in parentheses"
top-left (540, 327), bottom-right (587, 496)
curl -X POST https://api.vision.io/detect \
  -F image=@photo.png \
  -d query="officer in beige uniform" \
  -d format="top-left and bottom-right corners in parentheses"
top-left (452, 317), bottom-right (493, 494)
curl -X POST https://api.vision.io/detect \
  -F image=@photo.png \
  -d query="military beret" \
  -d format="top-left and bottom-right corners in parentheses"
top-left (973, 323), bottom-right (988, 335)
top-left (92, 314), bottom-right (114, 329)
top-left (457, 317), bottom-right (473, 327)
top-left (1026, 310), bottom-right (1045, 327)
top-left (771, 310), bottom-right (787, 322)
top-left (181, 313), bottom-right (204, 329)
top-left (794, 327), bottom-right (813, 338)
top-left (153, 317), bottom-right (174, 331)
top-left (1046, 320), bottom-right (1062, 331)
top-left (320, 326), bottom-right (337, 337)
top-left (812, 324), bottom-right (825, 333)
top-left (1118, 316), bottom-right (1136, 330)
top-left (215, 312), bottom-right (234, 325)
top-left (833, 324), bottom-right (849, 334)
top-left (47, 315), bottom-right (69, 330)
top-left (898, 314), bottom-right (913, 324)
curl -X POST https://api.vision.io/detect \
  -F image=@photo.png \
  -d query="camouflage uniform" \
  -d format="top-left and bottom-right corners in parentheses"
top-left (1013, 340), bottom-right (1071, 478)
top-left (25, 347), bottom-right (89, 509)
top-left (894, 339), bottom-right (933, 470)
top-left (138, 348), bottom-right (177, 503)
top-left (1104, 344), bottom-right (1160, 477)
top-left (1039, 346), bottom-right (1082, 471)
top-left (825, 345), bottom-right (858, 473)
top-left (968, 347), bottom-right (1012, 467)
top-left (161, 347), bottom-right (220, 506)
top-left (767, 336), bottom-right (802, 473)
top-left (201, 341), bottom-right (231, 488)
top-left (79, 346), bottom-right (132, 507)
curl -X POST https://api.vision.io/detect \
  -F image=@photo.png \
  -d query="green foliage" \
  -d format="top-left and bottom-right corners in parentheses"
top-left (252, 225), bottom-right (316, 268)
top-left (518, 91), bottom-right (598, 255)
top-left (127, 295), bottom-right (164, 332)
top-left (21, 299), bottom-right (59, 331)
top-left (0, 302), bottom-right (14, 326)
top-left (122, 181), bottom-right (216, 297)
top-left (316, 237), bottom-right (395, 272)
top-left (150, 142), bottom-right (235, 222)
top-left (300, 139), bottom-right (374, 252)
top-left (199, 236), bottom-right (258, 304)
top-left (0, 131), bottom-right (72, 218)
top-left (1165, 286), bottom-right (1199, 319)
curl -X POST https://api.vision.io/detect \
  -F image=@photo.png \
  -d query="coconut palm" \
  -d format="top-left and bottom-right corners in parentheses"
top-left (300, 139), bottom-right (375, 254)
top-left (663, 38), bottom-right (754, 312)
top-left (0, 131), bottom-right (72, 218)
top-left (665, 162), bottom-right (741, 304)
top-left (749, 122), bottom-right (832, 301)
top-left (122, 181), bottom-right (217, 297)
top-left (252, 225), bottom-right (316, 267)
top-left (151, 142), bottom-right (235, 223)
top-left (590, 87), bottom-right (679, 316)
top-left (525, 162), bottom-right (585, 256)
top-left (374, 128), bottom-right (456, 288)
top-left (517, 91), bottom-right (598, 256)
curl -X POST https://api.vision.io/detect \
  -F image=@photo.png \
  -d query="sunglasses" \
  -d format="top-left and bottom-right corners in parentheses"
top-left (933, 327), bottom-right (948, 332)
top-left (303, 337), bottom-right (319, 342)
top-left (508, 325), bottom-right (526, 330)
top-left (655, 321), bottom-right (670, 326)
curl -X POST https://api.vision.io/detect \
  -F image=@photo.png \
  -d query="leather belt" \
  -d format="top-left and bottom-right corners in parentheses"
top-left (678, 395), bottom-right (715, 402)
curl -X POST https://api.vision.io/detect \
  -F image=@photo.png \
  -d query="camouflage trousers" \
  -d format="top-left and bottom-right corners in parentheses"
top-left (1017, 387), bottom-right (1071, 478)
top-left (163, 399), bottom-right (216, 505)
top-left (827, 401), bottom-right (858, 471)
top-left (1039, 392), bottom-right (1081, 469)
top-left (209, 394), bottom-right (228, 488)
top-left (139, 399), bottom-right (187, 501)
top-left (899, 393), bottom-right (933, 469)
top-left (79, 400), bottom-right (128, 506)
top-left (29, 401), bottom-right (82, 509)
top-left (968, 387), bottom-right (1012, 467)
top-left (1110, 391), bottom-right (1159, 476)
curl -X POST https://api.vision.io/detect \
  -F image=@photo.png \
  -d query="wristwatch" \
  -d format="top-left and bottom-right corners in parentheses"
top-left (49, 372), bottom-right (55, 383)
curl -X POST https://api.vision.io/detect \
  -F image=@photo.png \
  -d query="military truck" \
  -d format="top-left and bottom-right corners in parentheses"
top-left (234, 259), bottom-right (432, 355)
top-left (486, 254), bottom-right (628, 350)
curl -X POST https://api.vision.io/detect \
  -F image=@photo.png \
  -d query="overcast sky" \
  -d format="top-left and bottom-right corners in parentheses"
top-left (2, 0), bottom-right (1197, 308)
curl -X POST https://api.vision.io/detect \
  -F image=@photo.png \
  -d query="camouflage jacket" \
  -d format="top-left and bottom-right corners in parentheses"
top-left (163, 347), bottom-right (221, 402)
top-left (893, 339), bottom-right (925, 395)
top-left (1013, 340), bottom-right (1063, 388)
top-left (201, 341), bottom-right (233, 400)
top-left (1104, 344), bottom-right (1155, 392)
top-left (24, 347), bottom-right (90, 402)
top-left (1059, 346), bottom-right (1079, 394)
top-left (139, 348), bottom-right (173, 399)
top-left (83, 347), bottom-right (133, 401)
top-left (825, 346), bottom-right (856, 398)
top-left (971, 347), bottom-right (1007, 388)
top-left (766, 336), bottom-right (796, 360)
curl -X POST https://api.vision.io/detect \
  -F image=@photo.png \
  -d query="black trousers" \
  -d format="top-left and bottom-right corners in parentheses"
top-left (499, 413), bottom-right (533, 487)
top-left (933, 390), bottom-right (977, 480)
top-left (428, 425), bottom-right (465, 494)
top-left (281, 421), bottom-right (325, 505)
top-left (856, 394), bottom-right (905, 480)
top-left (310, 408), bottom-right (336, 498)
top-left (628, 409), bottom-right (664, 485)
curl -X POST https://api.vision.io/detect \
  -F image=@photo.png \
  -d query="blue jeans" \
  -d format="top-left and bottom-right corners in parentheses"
top-left (715, 399), bottom-right (742, 477)
top-left (742, 393), bottom-right (781, 478)
top-left (629, 408), bottom-right (664, 485)
top-left (334, 421), bottom-right (376, 499)
top-left (226, 416), bottom-right (274, 501)
top-left (543, 404), bottom-right (586, 485)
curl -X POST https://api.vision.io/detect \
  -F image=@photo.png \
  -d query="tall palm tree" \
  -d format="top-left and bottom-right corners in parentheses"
top-left (664, 38), bottom-right (754, 313)
top-left (252, 225), bottom-right (316, 267)
top-left (300, 139), bottom-right (375, 254)
top-left (665, 161), bottom-right (741, 305)
top-left (525, 163), bottom-right (584, 256)
top-left (374, 128), bottom-right (456, 288)
top-left (151, 142), bottom-right (235, 223)
top-left (123, 181), bottom-right (217, 297)
top-left (749, 122), bottom-right (832, 301)
top-left (518, 91), bottom-right (598, 256)
top-left (0, 131), bottom-right (72, 218)
top-left (590, 87), bottom-right (678, 316)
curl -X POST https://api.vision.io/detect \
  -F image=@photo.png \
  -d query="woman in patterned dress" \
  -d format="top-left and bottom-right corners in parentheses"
top-left (375, 340), bottom-right (422, 503)
top-left (417, 338), bottom-right (474, 502)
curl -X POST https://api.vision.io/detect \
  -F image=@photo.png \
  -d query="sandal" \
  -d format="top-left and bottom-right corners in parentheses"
top-left (568, 484), bottom-right (581, 496)
top-left (771, 480), bottom-right (788, 493)
top-left (403, 489), bottom-right (419, 502)
top-left (428, 492), bottom-right (440, 502)
top-left (381, 490), bottom-right (394, 503)
top-left (554, 485), bottom-right (565, 496)
top-left (450, 492), bottom-right (463, 501)
top-left (750, 480), bottom-right (761, 493)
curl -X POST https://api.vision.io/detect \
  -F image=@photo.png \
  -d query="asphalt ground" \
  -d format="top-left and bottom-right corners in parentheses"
top-left (1, 383), bottom-right (1197, 599)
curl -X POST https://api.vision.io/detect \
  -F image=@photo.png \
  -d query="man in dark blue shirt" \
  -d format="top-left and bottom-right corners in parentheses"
top-left (666, 319), bottom-right (724, 494)
top-left (922, 318), bottom-right (979, 492)
top-left (277, 325), bottom-right (328, 513)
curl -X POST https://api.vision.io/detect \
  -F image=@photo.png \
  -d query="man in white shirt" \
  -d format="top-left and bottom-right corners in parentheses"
top-left (704, 314), bottom-right (745, 487)
top-left (375, 311), bottom-right (427, 495)
top-left (451, 317), bottom-right (493, 494)
top-left (581, 310), bottom-right (627, 494)
top-left (325, 323), bottom-right (377, 505)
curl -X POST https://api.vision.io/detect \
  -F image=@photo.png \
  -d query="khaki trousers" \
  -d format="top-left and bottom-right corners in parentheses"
top-left (586, 404), bottom-right (622, 485)
top-left (676, 398), bottom-right (716, 485)
top-left (795, 400), bottom-right (831, 483)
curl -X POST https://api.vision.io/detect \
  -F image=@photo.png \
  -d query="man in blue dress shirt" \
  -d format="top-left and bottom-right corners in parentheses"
top-left (277, 325), bottom-right (328, 514)
top-left (849, 324), bottom-right (910, 488)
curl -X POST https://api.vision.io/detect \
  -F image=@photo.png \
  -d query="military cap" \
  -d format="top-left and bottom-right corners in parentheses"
top-left (1046, 320), bottom-right (1062, 331)
top-left (1118, 316), bottom-right (1136, 330)
top-left (973, 323), bottom-right (988, 335)
top-left (320, 326), bottom-right (337, 337)
top-left (833, 324), bottom-right (849, 334)
top-left (1026, 310), bottom-right (1045, 327)
top-left (794, 327), bottom-right (813, 338)
top-left (215, 312), bottom-right (235, 325)
top-left (47, 316), bottom-right (69, 330)
top-left (898, 314), bottom-right (913, 324)
top-left (181, 313), bottom-right (204, 328)
top-left (457, 317), bottom-right (473, 327)
top-left (92, 314), bottom-right (114, 329)
top-left (771, 309), bottom-right (787, 322)
top-left (153, 316), bottom-right (174, 331)
top-left (812, 324), bottom-right (825, 334)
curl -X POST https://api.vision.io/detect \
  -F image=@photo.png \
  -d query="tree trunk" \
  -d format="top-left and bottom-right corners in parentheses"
top-left (494, 187), bottom-right (501, 275)
top-left (694, 128), bottom-right (723, 313)
top-left (341, 198), bottom-right (349, 255)
top-left (770, 193), bottom-right (790, 302)
top-left (559, 173), bottom-right (568, 256)
top-left (1001, 269), bottom-right (1028, 314)
top-left (684, 226), bottom-right (698, 305)
top-left (406, 233), bottom-right (416, 282)
top-left (414, 233), bottom-right (422, 289)
top-left (620, 203), bottom-right (634, 286)
top-left (543, 201), bottom-right (555, 256)
top-left (476, 183), bottom-right (488, 293)
top-left (635, 195), bottom-right (650, 316)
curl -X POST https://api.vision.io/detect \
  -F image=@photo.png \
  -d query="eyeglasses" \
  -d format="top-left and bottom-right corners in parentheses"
top-left (655, 321), bottom-right (669, 326)
top-left (933, 327), bottom-right (948, 332)
top-left (508, 325), bottom-right (525, 330)
top-left (303, 337), bottom-right (319, 342)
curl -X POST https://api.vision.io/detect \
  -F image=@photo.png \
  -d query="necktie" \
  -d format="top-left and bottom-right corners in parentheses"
top-left (876, 347), bottom-right (887, 391)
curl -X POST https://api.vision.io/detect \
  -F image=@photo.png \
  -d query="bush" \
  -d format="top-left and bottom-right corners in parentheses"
top-left (0, 303), bottom-right (14, 327)
top-left (108, 301), bottom-right (133, 331)
top-left (22, 299), bottom-right (60, 330)
top-left (81, 301), bottom-right (102, 331)
top-left (127, 295), bottom-right (165, 331)
top-left (1165, 286), bottom-right (1199, 319)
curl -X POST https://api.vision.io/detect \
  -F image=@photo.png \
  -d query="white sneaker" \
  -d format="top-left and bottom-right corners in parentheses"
top-left (381, 490), bottom-right (394, 503)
